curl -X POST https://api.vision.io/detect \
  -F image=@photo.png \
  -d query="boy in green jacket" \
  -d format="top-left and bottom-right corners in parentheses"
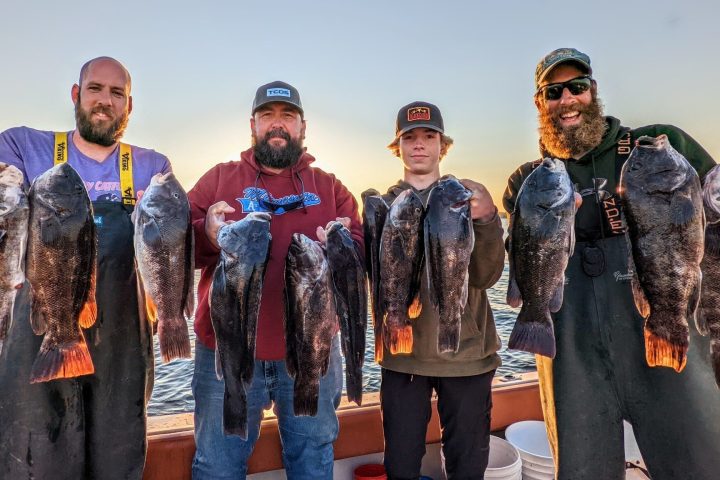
top-left (366, 101), bottom-right (505, 479)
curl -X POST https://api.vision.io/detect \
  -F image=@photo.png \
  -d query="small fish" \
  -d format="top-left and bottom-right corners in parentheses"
top-left (620, 135), bottom-right (705, 372)
top-left (379, 189), bottom-right (425, 355)
top-left (507, 158), bottom-right (575, 358)
top-left (361, 189), bottom-right (389, 361)
top-left (0, 163), bottom-right (29, 356)
top-left (285, 233), bottom-right (337, 416)
top-left (134, 172), bottom-right (193, 362)
top-left (210, 212), bottom-right (271, 437)
top-left (326, 221), bottom-right (366, 406)
top-left (26, 163), bottom-right (96, 383)
top-left (698, 164), bottom-right (720, 386)
top-left (425, 175), bottom-right (474, 353)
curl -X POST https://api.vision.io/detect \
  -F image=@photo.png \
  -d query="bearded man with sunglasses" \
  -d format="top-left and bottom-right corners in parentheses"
top-left (188, 80), bottom-right (363, 480)
top-left (503, 48), bottom-right (720, 480)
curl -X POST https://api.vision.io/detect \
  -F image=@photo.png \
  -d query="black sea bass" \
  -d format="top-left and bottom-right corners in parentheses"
top-left (620, 135), bottom-right (704, 373)
top-left (425, 175), bottom-right (474, 354)
top-left (26, 163), bottom-right (97, 383)
top-left (134, 172), bottom-right (194, 362)
top-left (0, 163), bottom-right (29, 355)
top-left (507, 158), bottom-right (575, 359)
top-left (698, 164), bottom-right (720, 386)
top-left (211, 212), bottom-right (271, 438)
top-left (285, 233), bottom-right (336, 416)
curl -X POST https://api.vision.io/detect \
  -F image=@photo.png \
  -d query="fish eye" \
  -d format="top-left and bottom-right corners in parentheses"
top-left (172, 192), bottom-right (180, 199)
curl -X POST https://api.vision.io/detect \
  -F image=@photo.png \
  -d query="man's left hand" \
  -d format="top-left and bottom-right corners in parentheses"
top-left (316, 217), bottom-right (352, 244)
top-left (460, 179), bottom-right (497, 222)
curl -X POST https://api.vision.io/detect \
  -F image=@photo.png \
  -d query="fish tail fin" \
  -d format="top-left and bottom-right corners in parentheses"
top-left (388, 324), bottom-right (413, 355)
top-left (407, 296), bottom-right (422, 319)
top-left (643, 326), bottom-right (687, 372)
top-left (222, 385), bottom-right (248, 439)
top-left (158, 318), bottom-right (191, 363)
top-left (711, 339), bottom-right (720, 389)
top-left (30, 333), bottom-right (95, 383)
top-left (437, 320), bottom-right (461, 354)
top-left (374, 329), bottom-right (384, 362)
top-left (508, 308), bottom-right (556, 358)
top-left (293, 377), bottom-right (320, 416)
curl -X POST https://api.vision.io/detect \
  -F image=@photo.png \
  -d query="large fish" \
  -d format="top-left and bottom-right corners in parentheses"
top-left (325, 221), bottom-right (366, 406)
top-left (0, 163), bottom-right (29, 355)
top-left (698, 164), bottom-right (720, 386)
top-left (507, 158), bottom-right (575, 358)
top-left (620, 135), bottom-right (705, 372)
top-left (285, 233), bottom-right (337, 416)
top-left (26, 162), bottom-right (96, 383)
top-left (425, 175), bottom-right (474, 353)
top-left (134, 172), bottom-right (193, 362)
top-left (361, 190), bottom-right (389, 361)
top-left (379, 189), bottom-right (425, 355)
top-left (210, 212), bottom-right (271, 437)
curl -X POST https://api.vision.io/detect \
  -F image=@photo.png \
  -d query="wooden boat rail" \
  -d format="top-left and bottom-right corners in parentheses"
top-left (143, 372), bottom-right (542, 480)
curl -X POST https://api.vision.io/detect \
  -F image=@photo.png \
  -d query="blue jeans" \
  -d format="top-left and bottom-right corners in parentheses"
top-left (191, 335), bottom-right (343, 480)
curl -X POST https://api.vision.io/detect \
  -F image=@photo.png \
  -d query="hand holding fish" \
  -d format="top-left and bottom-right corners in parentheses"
top-left (316, 216), bottom-right (351, 244)
top-left (459, 179), bottom-right (496, 222)
top-left (205, 201), bottom-right (236, 249)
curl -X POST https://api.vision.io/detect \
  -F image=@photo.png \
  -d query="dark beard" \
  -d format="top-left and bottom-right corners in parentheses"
top-left (253, 128), bottom-right (304, 169)
top-left (538, 95), bottom-right (607, 159)
top-left (74, 95), bottom-right (129, 147)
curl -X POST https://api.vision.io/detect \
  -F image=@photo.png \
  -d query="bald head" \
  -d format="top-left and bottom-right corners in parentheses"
top-left (78, 56), bottom-right (132, 92)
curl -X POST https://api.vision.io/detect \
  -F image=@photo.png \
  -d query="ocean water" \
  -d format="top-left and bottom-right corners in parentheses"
top-left (148, 220), bottom-right (534, 416)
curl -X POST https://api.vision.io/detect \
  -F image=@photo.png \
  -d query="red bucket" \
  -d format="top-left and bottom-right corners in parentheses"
top-left (353, 463), bottom-right (387, 480)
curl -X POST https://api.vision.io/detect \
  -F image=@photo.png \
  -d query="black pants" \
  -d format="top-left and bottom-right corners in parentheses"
top-left (544, 235), bottom-right (720, 480)
top-left (380, 368), bottom-right (494, 480)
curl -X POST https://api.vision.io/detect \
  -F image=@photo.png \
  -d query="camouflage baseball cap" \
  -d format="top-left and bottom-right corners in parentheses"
top-left (535, 48), bottom-right (592, 90)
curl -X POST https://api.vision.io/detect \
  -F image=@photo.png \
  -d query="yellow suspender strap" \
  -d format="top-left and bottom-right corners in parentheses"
top-left (54, 132), bottom-right (135, 205)
top-left (54, 132), bottom-right (68, 164)
top-left (119, 143), bottom-right (135, 205)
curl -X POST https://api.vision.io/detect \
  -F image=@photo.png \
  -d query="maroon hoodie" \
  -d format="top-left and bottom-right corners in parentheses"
top-left (189, 148), bottom-right (363, 360)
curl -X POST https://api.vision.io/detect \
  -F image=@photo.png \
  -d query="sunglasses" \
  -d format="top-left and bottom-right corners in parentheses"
top-left (538, 76), bottom-right (593, 101)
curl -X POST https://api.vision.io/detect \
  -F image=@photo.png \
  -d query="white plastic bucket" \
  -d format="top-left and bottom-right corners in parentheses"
top-left (484, 435), bottom-right (522, 479)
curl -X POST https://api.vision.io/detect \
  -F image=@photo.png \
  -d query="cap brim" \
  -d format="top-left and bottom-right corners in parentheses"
top-left (536, 59), bottom-right (592, 88)
top-left (252, 99), bottom-right (304, 115)
top-left (394, 123), bottom-right (444, 140)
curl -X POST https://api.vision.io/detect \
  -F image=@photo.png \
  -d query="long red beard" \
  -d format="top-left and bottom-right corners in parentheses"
top-left (538, 96), bottom-right (606, 159)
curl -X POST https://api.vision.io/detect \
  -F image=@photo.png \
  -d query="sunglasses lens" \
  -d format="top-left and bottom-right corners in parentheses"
top-left (567, 78), bottom-right (591, 95)
top-left (544, 85), bottom-right (563, 100)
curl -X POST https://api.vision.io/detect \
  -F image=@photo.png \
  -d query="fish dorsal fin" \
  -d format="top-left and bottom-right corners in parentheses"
top-left (183, 220), bottom-right (195, 318)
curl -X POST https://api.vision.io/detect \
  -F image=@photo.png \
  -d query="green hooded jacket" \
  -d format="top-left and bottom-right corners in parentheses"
top-left (366, 179), bottom-right (505, 377)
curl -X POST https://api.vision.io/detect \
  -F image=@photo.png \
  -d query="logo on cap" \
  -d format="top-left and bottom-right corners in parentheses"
top-left (407, 107), bottom-right (431, 122)
top-left (267, 88), bottom-right (291, 98)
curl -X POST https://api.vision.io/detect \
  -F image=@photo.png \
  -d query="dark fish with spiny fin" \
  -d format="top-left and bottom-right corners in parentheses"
top-left (425, 175), bottom-right (474, 353)
top-left (620, 134), bottom-right (704, 373)
top-left (285, 233), bottom-right (337, 416)
top-left (134, 172), bottom-right (193, 362)
top-left (379, 189), bottom-right (425, 355)
top-left (210, 212), bottom-right (271, 437)
top-left (26, 162), bottom-right (96, 383)
top-left (0, 163), bottom-right (29, 356)
top-left (326, 221), bottom-right (366, 406)
top-left (507, 158), bottom-right (575, 358)
top-left (698, 164), bottom-right (720, 386)
top-left (361, 189), bottom-right (389, 362)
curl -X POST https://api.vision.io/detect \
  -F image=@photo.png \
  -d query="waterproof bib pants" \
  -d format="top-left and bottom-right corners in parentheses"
top-left (0, 201), bottom-right (153, 480)
top-left (538, 235), bottom-right (720, 480)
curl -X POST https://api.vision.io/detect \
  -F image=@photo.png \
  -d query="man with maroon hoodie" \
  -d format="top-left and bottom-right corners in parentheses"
top-left (188, 81), bottom-right (363, 479)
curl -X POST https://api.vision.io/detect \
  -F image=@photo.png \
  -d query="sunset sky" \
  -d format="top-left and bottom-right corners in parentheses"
top-left (2, 0), bottom-right (718, 209)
